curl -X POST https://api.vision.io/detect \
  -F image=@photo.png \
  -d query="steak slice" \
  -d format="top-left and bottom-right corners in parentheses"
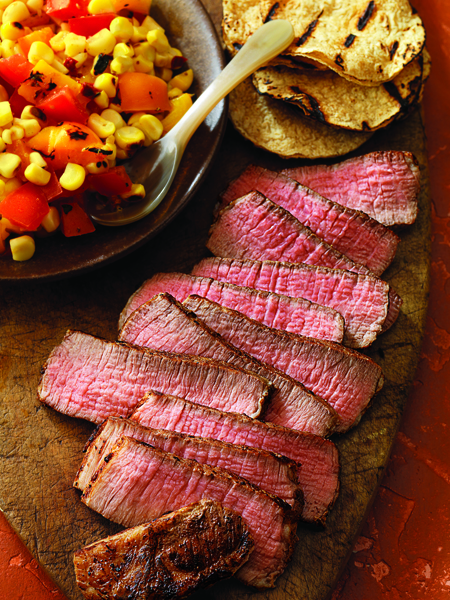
top-left (74, 500), bottom-right (254, 600)
top-left (131, 392), bottom-right (340, 524)
top-left (183, 296), bottom-right (384, 433)
top-left (218, 165), bottom-right (399, 275)
top-left (119, 293), bottom-right (337, 436)
top-left (75, 417), bottom-right (303, 515)
top-left (81, 436), bottom-right (298, 589)
top-left (282, 151), bottom-right (420, 226)
top-left (119, 272), bottom-right (345, 343)
top-left (192, 257), bottom-right (391, 348)
top-left (38, 330), bottom-right (270, 423)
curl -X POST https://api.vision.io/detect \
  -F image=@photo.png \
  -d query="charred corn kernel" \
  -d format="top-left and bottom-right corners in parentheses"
top-left (51, 56), bottom-right (69, 73)
top-left (2, 124), bottom-right (23, 144)
top-left (49, 30), bottom-right (67, 52)
top-left (0, 101), bottom-right (13, 126)
top-left (114, 125), bottom-right (144, 150)
top-left (20, 104), bottom-right (46, 124)
top-left (87, 0), bottom-right (113, 13)
top-left (146, 29), bottom-right (170, 53)
top-left (86, 28), bottom-right (115, 56)
top-left (2, 1), bottom-right (29, 23)
top-left (24, 162), bottom-right (50, 185)
top-left (13, 117), bottom-right (40, 137)
top-left (113, 42), bottom-right (134, 58)
top-left (109, 16), bottom-right (133, 41)
top-left (157, 67), bottom-right (172, 82)
top-left (103, 138), bottom-right (116, 160)
top-left (0, 84), bottom-right (8, 102)
top-left (59, 163), bottom-right (86, 191)
top-left (93, 72), bottom-right (117, 97)
top-left (85, 160), bottom-right (109, 174)
top-left (64, 32), bottom-right (86, 57)
top-left (110, 55), bottom-right (133, 74)
top-left (88, 113), bottom-right (115, 138)
top-left (121, 183), bottom-right (145, 199)
top-left (41, 206), bottom-right (59, 233)
top-left (10, 235), bottom-right (35, 261)
top-left (29, 151), bottom-right (47, 167)
top-left (132, 54), bottom-right (153, 74)
top-left (169, 68), bottom-right (193, 92)
top-left (141, 16), bottom-right (164, 33)
top-left (127, 112), bottom-right (146, 126)
top-left (26, 0), bottom-right (43, 13)
top-left (93, 89), bottom-right (109, 109)
top-left (138, 114), bottom-right (164, 142)
top-left (168, 86), bottom-right (182, 99)
top-left (28, 40), bottom-right (54, 64)
top-left (0, 39), bottom-right (15, 57)
top-left (0, 22), bottom-right (26, 41)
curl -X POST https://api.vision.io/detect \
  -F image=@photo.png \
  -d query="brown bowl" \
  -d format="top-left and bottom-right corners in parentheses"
top-left (0, 0), bottom-right (227, 282)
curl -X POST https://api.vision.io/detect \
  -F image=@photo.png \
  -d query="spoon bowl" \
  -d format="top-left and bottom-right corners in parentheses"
top-left (88, 19), bottom-right (295, 226)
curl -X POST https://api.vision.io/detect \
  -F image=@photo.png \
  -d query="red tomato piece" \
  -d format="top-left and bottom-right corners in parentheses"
top-left (8, 89), bottom-right (29, 118)
top-left (45, 0), bottom-right (87, 19)
top-left (118, 72), bottom-right (171, 112)
top-left (0, 183), bottom-right (49, 231)
top-left (69, 14), bottom-right (115, 37)
top-left (0, 55), bottom-right (33, 88)
top-left (88, 166), bottom-right (133, 197)
top-left (60, 201), bottom-right (95, 237)
top-left (36, 87), bottom-right (89, 125)
top-left (41, 170), bottom-right (63, 201)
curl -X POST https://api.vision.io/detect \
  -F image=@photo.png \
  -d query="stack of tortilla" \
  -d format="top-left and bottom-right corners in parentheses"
top-left (223, 0), bottom-right (429, 159)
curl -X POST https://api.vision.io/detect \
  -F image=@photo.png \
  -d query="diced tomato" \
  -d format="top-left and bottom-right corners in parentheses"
top-left (18, 60), bottom-right (82, 105)
top-left (8, 89), bottom-right (29, 118)
top-left (36, 87), bottom-right (89, 125)
top-left (60, 201), bottom-right (95, 237)
top-left (45, 0), bottom-right (87, 20)
top-left (21, 13), bottom-right (51, 28)
top-left (41, 170), bottom-right (63, 201)
top-left (0, 55), bottom-right (33, 88)
top-left (69, 13), bottom-right (115, 37)
top-left (88, 166), bottom-right (133, 197)
top-left (0, 183), bottom-right (49, 231)
top-left (9, 139), bottom-right (32, 180)
top-left (18, 27), bottom-right (55, 59)
top-left (118, 72), bottom-right (171, 112)
top-left (111, 0), bottom-right (151, 14)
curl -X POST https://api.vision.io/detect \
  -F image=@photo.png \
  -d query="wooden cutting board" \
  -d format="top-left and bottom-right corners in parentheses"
top-left (0, 2), bottom-right (430, 599)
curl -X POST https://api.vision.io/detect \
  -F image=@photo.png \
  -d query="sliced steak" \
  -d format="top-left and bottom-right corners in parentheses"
top-left (119, 293), bottom-right (337, 436)
top-left (218, 165), bottom-right (399, 275)
top-left (183, 296), bottom-right (384, 432)
top-left (131, 392), bottom-right (340, 524)
top-left (282, 151), bottom-right (420, 226)
top-left (38, 330), bottom-right (270, 423)
top-left (81, 436), bottom-right (298, 589)
top-left (75, 417), bottom-right (303, 515)
top-left (192, 257), bottom-right (391, 348)
top-left (74, 500), bottom-right (254, 600)
top-left (119, 272), bottom-right (345, 343)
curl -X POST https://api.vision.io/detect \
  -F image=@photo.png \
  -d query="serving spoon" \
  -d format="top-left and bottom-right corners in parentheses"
top-left (87, 19), bottom-right (295, 226)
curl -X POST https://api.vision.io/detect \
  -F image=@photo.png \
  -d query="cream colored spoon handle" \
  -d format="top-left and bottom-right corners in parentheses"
top-left (168, 19), bottom-right (295, 150)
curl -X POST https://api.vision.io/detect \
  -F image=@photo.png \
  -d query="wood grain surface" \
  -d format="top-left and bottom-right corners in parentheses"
top-left (0, 2), bottom-right (430, 599)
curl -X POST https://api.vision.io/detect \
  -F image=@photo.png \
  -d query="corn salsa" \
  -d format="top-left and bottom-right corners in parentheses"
top-left (0, 0), bottom-right (194, 260)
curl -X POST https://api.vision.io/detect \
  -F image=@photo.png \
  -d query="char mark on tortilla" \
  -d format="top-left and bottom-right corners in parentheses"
top-left (357, 0), bottom-right (375, 31)
top-left (344, 33), bottom-right (356, 47)
top-left (296, 11), bottom-right (323, 46)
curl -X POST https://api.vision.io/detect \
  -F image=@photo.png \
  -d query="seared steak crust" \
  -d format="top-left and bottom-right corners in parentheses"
top-left (74, 499), bottom-right (254, 600)
top-left (81, 436), bottom-right (298, 589)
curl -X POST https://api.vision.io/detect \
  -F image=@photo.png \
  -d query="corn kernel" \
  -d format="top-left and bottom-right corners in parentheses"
top-left (0, 179), bottom-right (5, 196)
top-left (20, 105), bottom-right (46, 123)
top-left (127, 112), bottom-right (146, 126)
top-left (157, 67), bottom-right (172, 82)
top-left (102, 139), bottom-right (116, 160)
top-left (0, 138), bottom-right (6, 152)
top-left (24, 162), bottom-right (51, 185)
top-left (88, 113), bottom-right (115, 138)
top-left (146, 29), bottom-right (170, 53)
top-left (85, 160), bottom-right (109, 174)
top-left (26, 0), bottom-right (43, 13)
top-left (113, 42), bottom-right (133, 58)
top-left (110, 55), bottom-right (133, 74)
top-left (0, 0), bottom-right (15, 10)
top-left (73, 51), bottom-right (88, 68)
top-left (93, 72), bottom-right (117, 97)
top-left (141, 16), bottom-right (164, 33)
top-left (4, 176), bottom-right (21, 193)
top-left (13, 117), bottom-right (40, 137)
top-left (154, 52), bottom-right (173, 69)
top-left (2, 125), bottom-right (23, 144)
top-left (41, 206), bottom-right (60, 233)
top-left (168, 86), bottom-right (182, 99)
top-left (10, 234), bottom-right (35, 261)
top-left (134, 41), bottom-right (155, 61)
top-left (0, 84), bottom-right (9, 102)
top-left (0, 152), bottom-right (20, 177)
top-left (28, 40), bottom-right (54, 64)
top-left (132, 54), bottom-right (153, 74)
top-left (49, 30), bottom-right (67, 52)
top-left (51, 57), bottom-right (69, 74)
top-left (0, 39), bottom-right (15, 57)
top-left (93, 89), bottom-right (109, 109)
top-left (64, 32), bottom-right (86, 57)
top-left (115, 147), bottom-right (128, 160)
top-left (121, 183), bottom-right (145, 199)
top-left (169, 68), bottom-right (193, 92)
top-left (87, 0), bottom-right (114, 13)
top-left (114, 126), bottom-right (145, 150)
top-left (0, 100), bottom-right (13, 126)
top-left (0, 22), bottom-right (26, 41)
top-left (86, 28), bottom-right (116, 56)
top-left (131, 25), bottom-right (147, 43)
top-left (2, 1), bottom-right (30, 23)
top-left (109, 16), bottom-right (133, 41)
top-left (59, 163), bottom-right (86, 191)
top-left (29, 151), bottom-right (47, 167)
top-left (138, 114), bottom-right (163, 142)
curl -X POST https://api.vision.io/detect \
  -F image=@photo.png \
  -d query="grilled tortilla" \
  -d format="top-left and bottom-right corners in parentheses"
top-left (223, 0), bottom-right (426, 86)
top-left (229, 77), bottom-right (373, 159)
top-left (252, 49), bottom-right (429, 131)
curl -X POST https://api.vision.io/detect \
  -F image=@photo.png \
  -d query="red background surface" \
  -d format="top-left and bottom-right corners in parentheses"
top-left (1, 0), bottom-right (448, 597)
